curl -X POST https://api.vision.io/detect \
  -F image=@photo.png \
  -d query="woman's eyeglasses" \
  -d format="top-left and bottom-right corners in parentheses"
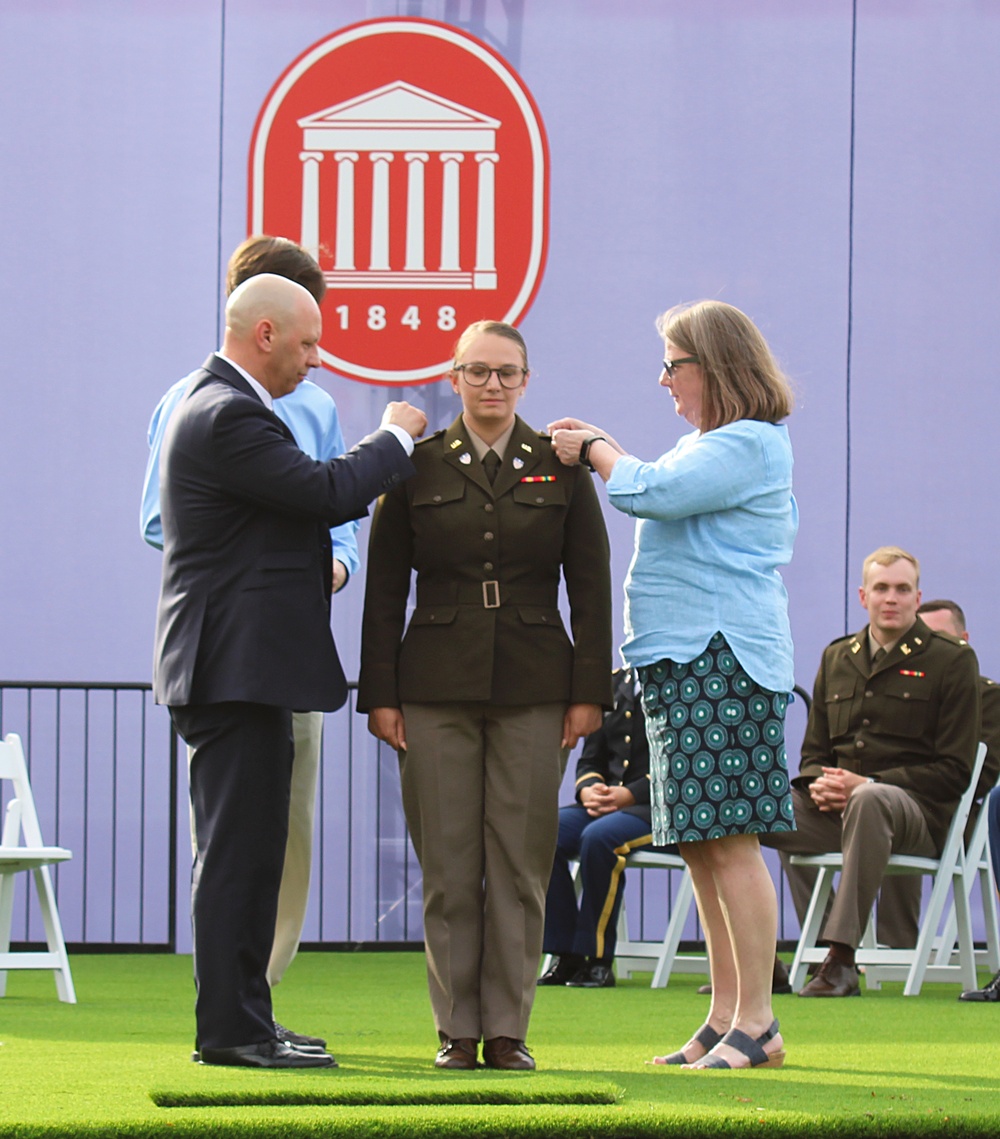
top-left (453, 363), bottom-right (528, 389)
top-left (661, 356), bottom-right (700, 379)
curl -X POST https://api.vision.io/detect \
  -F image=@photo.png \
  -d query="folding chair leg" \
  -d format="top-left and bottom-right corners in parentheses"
top-left (32, 866), bottom-right (76, 1003)
top-left (790, 866), bottom-right (834, 992)
top-left (650, 867), bottom-right (695, 988)
top-left (0, 868), bottom-right (15, 999)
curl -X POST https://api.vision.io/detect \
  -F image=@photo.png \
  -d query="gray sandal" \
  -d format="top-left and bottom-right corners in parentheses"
top-left (650, 1023), bottom-right (723, 1065)
top-left (688, 1018), bottom-right (785, 1070)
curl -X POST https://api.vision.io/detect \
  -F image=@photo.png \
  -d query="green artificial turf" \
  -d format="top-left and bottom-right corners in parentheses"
top-left (1, 951), bottom-right (999, 1138)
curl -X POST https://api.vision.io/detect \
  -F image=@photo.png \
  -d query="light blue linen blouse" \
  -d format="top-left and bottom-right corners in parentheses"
top-left (605, 419), bottom-right (797, 693)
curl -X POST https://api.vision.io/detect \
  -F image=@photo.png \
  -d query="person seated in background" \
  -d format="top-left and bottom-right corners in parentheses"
top-left (538, 668), bottom-right (658, 988)
top-left (916, 599), bottom-right (1000, 1003)
top-left (763, 547), bottom-right (981, 997)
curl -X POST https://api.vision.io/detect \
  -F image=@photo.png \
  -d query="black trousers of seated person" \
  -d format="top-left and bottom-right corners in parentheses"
top-left (171, 702), bottom-right (293, 1051)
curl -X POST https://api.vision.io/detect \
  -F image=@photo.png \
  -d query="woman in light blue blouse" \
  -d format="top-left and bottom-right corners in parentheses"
top-left (550, 300), bottom-right (797, 1071)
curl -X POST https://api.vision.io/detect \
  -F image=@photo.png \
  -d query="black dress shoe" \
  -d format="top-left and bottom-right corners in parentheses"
top-left (275, 1021), bottom-right (328, 1053)
top-left (435, 1037), bottom-right (479, 1070)
top-left (197, 1039), bottom-right (337, 1068)
top-left (958, 969), bottom-right (1000, 1002)
top-left (483, 1036), bottom-right (535, 1070)
top-left (566, 961), bottom-right (615, 988)
top-left (537, 955), bottom-right (583, 985)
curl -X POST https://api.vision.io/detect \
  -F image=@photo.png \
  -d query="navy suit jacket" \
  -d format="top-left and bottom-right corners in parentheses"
top-left (153, 354), bottom-right (413, 712)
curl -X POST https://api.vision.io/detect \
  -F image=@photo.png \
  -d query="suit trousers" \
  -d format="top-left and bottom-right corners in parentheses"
top-left (171, 701), bottom-right (293, 1050)
top-left (399, 701), bottom-right (567, 1041)
top-left (543, 805), bottom-right (656, 960)
top-left (185, 709), bottom-right (323, 988)
top-left (764, 782), bottom-right (936, 949)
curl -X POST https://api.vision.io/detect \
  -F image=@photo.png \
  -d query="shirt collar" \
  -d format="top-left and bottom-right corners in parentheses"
top-left (462, 417), bottom-right (516, 461)
top-left (217, 352), bottom-right (273, 411)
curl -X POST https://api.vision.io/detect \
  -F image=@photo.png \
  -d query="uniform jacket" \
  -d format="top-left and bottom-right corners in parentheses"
top-left (575, 668), bottom-right (651, 806)
top-left (358, 414), bottom-right (613, 709)
top-left (798, 616), bottom-right (981, 849)
top-left (154, 354), bottom-right (413, 711)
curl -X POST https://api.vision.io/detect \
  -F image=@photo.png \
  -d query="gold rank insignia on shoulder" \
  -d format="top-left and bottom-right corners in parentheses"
top-left (520, 442), bottom-right (533, 452)
top-left (900, 643), bottom-right (912, 655)
top-left (851, 641), bottom-right (862, 654)
top-left (914, 636), bottom-right (923, 645)
top-left (450, 439), bottom-right (463, 450)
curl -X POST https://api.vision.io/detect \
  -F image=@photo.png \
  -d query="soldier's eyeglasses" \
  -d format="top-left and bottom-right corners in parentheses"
top-left (453, 363), bottom-right (528, 389)
top-left (661, 356), bottom-right (700, 379)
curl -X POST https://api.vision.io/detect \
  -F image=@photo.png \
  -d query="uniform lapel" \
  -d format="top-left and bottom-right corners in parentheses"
top-left (441, 415), bottom-right (492, 495)
top-left (866, 617), bottom-right (931, 677)
top-left (491, 416), bottom-right (543, 497)
top-left (844, 629), bottom-right (869, 679)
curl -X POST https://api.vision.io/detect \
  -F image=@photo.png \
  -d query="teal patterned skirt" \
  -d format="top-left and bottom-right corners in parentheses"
top-left (638, 633), bottom-right (796, 845)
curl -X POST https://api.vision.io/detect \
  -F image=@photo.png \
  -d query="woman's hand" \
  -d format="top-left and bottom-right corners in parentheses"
top-left (548, 418), bottom-right (625, 475)
top-left (549, 427), bottom-right (592, 467)
top-left (548, 416), bottom-right (600, 435)
top-left (368, 707), bottom-right (407, 751)
top-left (562, 702), bottom-right (603, 750)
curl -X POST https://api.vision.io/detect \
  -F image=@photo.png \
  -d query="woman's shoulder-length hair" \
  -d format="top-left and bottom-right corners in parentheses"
top-left (657, 300), bottom-right (794, 432)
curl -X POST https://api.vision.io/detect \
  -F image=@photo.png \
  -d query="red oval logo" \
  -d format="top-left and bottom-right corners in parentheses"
top-left (249, 17), bottom-right (549, 385)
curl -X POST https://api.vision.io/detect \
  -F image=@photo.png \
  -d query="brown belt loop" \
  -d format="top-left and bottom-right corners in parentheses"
top-left (482, 580), bottom-right (500, 609)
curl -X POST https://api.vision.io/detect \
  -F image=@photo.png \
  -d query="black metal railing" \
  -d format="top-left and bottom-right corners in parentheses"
top-left (5, 679), bottom-right (987, 957)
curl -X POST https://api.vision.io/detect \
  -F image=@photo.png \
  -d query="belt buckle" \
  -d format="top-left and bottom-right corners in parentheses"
top-left (482, 580), bottom-right (500, 609)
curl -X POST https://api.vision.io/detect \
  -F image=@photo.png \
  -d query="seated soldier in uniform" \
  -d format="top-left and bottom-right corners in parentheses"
top-left (762, 547), bottom-right (981, 997)
top-left (538, 668), bottom-right (658, 987)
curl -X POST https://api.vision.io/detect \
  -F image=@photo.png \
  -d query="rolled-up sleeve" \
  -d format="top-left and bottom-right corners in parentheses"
top-left (606, 427), bottom-right (770, 521)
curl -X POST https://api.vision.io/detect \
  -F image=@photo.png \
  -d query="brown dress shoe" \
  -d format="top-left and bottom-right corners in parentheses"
top-left (798, 953), bottom-right (860, 997)
top-left (435, 1037), bottom-right (479, 1070)
top-left (483, 1036), bottom-right (535, 1070)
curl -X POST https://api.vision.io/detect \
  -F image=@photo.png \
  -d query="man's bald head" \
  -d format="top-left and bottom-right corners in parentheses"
top-left (222, 272), bottom-right (323, 398)
top-left (225, 273), bottom-right (318, 340)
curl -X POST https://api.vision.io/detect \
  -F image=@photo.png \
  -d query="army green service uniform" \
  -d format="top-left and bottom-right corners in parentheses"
top-left (359, 414), bottom-right (612, 1044)
top-left (764, 617), bottom-right (980, 949)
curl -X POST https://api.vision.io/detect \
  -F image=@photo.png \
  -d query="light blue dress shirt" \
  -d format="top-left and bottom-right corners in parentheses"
top-left (605, 419), bottom-right (797, 694)
top-left (140, 376), bottom-right (360, 580)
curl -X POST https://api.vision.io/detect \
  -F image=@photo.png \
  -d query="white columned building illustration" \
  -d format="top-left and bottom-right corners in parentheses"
top-left (296, 81), bottom-right (501, 290)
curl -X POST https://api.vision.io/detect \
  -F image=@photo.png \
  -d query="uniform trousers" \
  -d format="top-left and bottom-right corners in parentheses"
top-left (543, 805), bottom-right (656, 960)
top-left (764, 782), bottom-right (936, 949)
top-left (186, 709), bottom-right (323, 987)
top-left (171, 701), bottom-right (293, 1050)
top-left (400, 701), bottom-right (566, 1042)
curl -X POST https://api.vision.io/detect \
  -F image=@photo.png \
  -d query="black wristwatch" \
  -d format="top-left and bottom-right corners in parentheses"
top-left (578, 435), bottom-right (607, 471)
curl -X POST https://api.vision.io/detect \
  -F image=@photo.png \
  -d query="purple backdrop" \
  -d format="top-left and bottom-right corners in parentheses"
top-left (1, 0), bottom-right (997, 952)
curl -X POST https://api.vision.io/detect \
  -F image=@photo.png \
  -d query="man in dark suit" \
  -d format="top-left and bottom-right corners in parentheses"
top-left (154, 273), bottom-right (426, 1067)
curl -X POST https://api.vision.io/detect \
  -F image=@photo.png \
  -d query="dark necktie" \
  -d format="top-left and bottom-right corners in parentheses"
top-left (871, 647), bottom-right (886, 668)
top-left (483, 449), bottom-right (501, 485)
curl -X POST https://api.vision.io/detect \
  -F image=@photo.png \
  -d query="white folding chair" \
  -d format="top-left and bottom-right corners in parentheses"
top-left (0, 733), bottom-right (76, 1002)
top-left (935, 773), bottom-right (1000, 975)
top-left (789, 741), bottom-right (987, 996)
top-left (615, 850), bottom-right (707, 988)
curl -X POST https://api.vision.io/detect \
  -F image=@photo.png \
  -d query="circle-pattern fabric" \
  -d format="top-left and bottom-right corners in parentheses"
top-left (638, 633), bottom-right (796, 845)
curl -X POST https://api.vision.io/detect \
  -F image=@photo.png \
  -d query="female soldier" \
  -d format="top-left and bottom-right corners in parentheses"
top-left (359, 320), bottom-right (612, 1071)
